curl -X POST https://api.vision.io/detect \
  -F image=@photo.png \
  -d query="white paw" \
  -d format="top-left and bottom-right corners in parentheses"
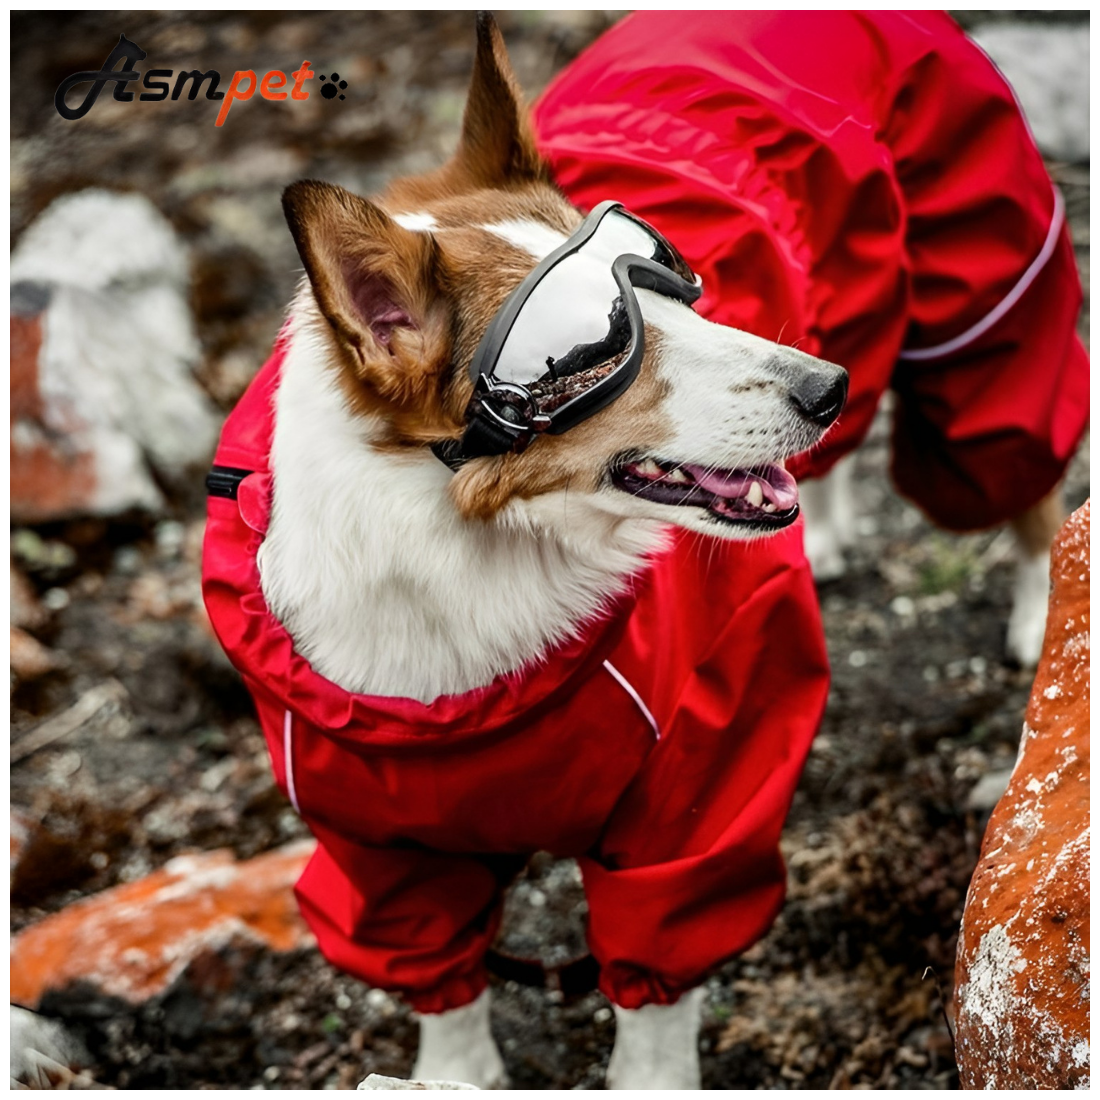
top-left (799, 460), bottom-right (856, 581)
top-left (412, 990), bottom-right (507, 1090)
top-left (803, 528), bottom-right (848, 582)
top-left (1006, 552), bottom-right (1051, 668)
top-left (605, 988), bottom-right (703, 1090)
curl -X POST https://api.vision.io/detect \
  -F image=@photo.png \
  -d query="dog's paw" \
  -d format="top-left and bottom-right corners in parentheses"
top-left (799, 461), bottom-right (856, 582)
top-left (605, 989), bottom-right (703, 1090)
top-left (803, 528), bottom-right (849, 582)
top-left (1007, 551), bottom-right (1052, 667)
top-left (412, 990), bottom-right (508, 1089)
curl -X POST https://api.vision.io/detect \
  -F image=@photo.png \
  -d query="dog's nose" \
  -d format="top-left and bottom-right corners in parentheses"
top-left (790, 366), bottom-right (848, 427)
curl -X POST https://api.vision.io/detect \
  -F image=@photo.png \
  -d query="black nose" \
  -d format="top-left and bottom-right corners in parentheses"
top-left (790, 367), bottom-right (848, 427)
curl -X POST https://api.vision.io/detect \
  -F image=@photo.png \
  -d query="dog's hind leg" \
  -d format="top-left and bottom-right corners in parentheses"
top-left (605, 987), bottom-right (704, 1090)
top-left (412, 989), bottom-right (508, 1089)
top-left (799, 454), bottom-right (856, 581)
top-left (1006, 486), bottom-right (1064, 667)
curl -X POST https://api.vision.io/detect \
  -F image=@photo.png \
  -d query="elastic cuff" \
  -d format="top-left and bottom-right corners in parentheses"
top-left (402, 969), bottom-right (489, 1015)
top-left (598, 963), bottom-right (705, 1011)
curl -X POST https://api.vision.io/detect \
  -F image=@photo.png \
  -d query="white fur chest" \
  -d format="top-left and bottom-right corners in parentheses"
top-left (257, 315), bottom-right (664, 703)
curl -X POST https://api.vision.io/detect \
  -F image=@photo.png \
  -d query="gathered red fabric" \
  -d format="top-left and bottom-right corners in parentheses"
top-left (534, 10), bottom-right (1088, 531)
top-left (202, 339), bottom-right (829, 1011)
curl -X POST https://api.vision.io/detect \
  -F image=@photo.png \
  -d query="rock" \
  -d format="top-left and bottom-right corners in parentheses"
top-left (10, 564), bottom-right (46, 630)
top-left (11, 808), bottom-right (34, 882)
top-left (10, 840), bottom-right (317, 1009)
top-left (954, 500), bottom-right (1090, 1090)
top-left (9, 1005), bottom-right (89, 1087)
top-left (10, 189), bottom-right (220, 522)
top-left (970, 23), bottom-right (1089, 162)
top-left (359, 1074), bottom-right (479, 1090)
top-left (10, 625), bottom-right (65, 682)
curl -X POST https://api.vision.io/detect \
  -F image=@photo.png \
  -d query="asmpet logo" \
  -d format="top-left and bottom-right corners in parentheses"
top-left (54, 34), bottom-right (347, 127)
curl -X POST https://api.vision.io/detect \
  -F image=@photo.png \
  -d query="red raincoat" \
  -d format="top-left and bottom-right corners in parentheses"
top-left (534, 10), bottom-right (1088, 531)
top-left (202, 340), bottom-right (828, 1011)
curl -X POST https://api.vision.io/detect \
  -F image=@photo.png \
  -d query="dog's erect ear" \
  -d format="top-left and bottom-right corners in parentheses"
top-left (454, 12), bottom-right (546, 188)
top-left (283, 180), bottom-right (452, 407)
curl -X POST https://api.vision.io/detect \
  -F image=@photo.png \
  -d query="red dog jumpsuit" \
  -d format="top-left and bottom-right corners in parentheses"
top-left (534, 10), bottom-right (1088, 531)
top-left (203, 11), bottom-right (1085, 1016)
top-left (202, 340), bottom-right (828, 1012)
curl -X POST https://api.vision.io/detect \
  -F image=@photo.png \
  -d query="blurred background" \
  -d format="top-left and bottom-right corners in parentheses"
top-left (9, 10), bottom-right (1090, 1090)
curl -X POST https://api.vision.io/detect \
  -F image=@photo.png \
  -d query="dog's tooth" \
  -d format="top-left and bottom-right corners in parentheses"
top-left (667, 468), bottom-right (690, 484)
top-left (763, 503), bottom-right (777, 513)
top-left (746, 480), bottom-right (764, 507)
top-left (638, 459), bottom-right (663, 478)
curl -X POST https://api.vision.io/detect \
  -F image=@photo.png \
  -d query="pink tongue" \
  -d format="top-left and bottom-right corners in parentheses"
top-left (686, 463), bottom-right (799, 509)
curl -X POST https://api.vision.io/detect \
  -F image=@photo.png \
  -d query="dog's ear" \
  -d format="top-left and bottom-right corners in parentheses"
top-left (283, 180), bottom-right (452, 407)
top-left (452, 12), bottom-right (547, 189)
top-left (382, 14), bottom-right (548, 206)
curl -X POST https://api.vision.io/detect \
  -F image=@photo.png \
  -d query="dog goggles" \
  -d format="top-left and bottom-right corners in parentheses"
top-left (433, 201), bottom-right (701, 469)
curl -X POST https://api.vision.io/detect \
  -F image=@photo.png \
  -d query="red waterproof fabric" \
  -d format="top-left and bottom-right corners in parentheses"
top-left (534, 10), bottom-right (1088, 531)
top-left (202, 339), bottom-right (829, 1011)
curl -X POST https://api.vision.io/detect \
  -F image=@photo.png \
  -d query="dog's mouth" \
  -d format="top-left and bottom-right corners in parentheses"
top-left (611, 457), bottom-right (800, 529)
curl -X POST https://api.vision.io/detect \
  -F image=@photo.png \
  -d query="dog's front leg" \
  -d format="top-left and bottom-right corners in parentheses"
top-left (411, 989), bottom-right (508, 1089)
top-left (799, 455), bottom-right (856, 582)
top-left (1006, 486), bottom-right (1064, 667)
top-left (605, 987), bottom-right (704, 1090)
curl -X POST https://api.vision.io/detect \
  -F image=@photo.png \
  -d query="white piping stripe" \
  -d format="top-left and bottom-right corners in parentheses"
top-left (603, 659), bottom-right (661, 741)
top-left (283, 709), bottom-right (300, 813)
top-left (898, 185), bottom-right (1065, 362)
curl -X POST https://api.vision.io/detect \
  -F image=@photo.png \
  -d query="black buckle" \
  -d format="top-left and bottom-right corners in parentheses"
top-left (206, 466), bottom-right (252, 500)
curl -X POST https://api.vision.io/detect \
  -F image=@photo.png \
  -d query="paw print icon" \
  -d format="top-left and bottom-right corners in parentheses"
top-left (318, 74), bottom-right (348, 101)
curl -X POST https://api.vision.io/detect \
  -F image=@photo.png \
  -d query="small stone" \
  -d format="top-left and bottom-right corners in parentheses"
top-left (10, 566), bottom-right (46, 631)
top-left (11, 809), bottom-right (34, 880)
top-left (848, 650), bottom-right (868, 668)
top-left (41, 587), bottom-right (70, 612)
top-left (890, 595), bottom-right (915, 617)
top-left (10, 1005), bottom-right (88, 1085)
top-left (10, 626), bottom-right (63, 681)
top-left (594, 1007), bottom-right (612, 1024)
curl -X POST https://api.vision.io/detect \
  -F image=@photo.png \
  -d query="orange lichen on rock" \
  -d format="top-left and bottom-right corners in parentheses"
top-left (954, 499), bottom-right (1090, 1090)
top-left (10, 840), bottom-right (316, 1009)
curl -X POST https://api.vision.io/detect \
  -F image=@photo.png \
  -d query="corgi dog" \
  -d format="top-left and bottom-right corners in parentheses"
top-left (248, 14), bottom-right (845, 1090)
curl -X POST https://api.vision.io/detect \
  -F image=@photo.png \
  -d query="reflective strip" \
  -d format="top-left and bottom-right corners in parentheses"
top-left (603, 659), bottom-right (660, 740)
top-left (898, 185), bottom-right (1065, 362)
top-left (283, 709), bottom-right (300, 813)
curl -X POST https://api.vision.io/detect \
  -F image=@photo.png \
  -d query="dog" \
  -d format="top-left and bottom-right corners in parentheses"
top-left (532, 10), bottom-right (1089, 673)
top-left (202, 13), bottom-right (846, 1089)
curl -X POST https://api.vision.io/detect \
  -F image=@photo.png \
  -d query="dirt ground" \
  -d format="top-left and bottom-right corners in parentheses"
top-left (10, 11), bottom-right (1090, 1090)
